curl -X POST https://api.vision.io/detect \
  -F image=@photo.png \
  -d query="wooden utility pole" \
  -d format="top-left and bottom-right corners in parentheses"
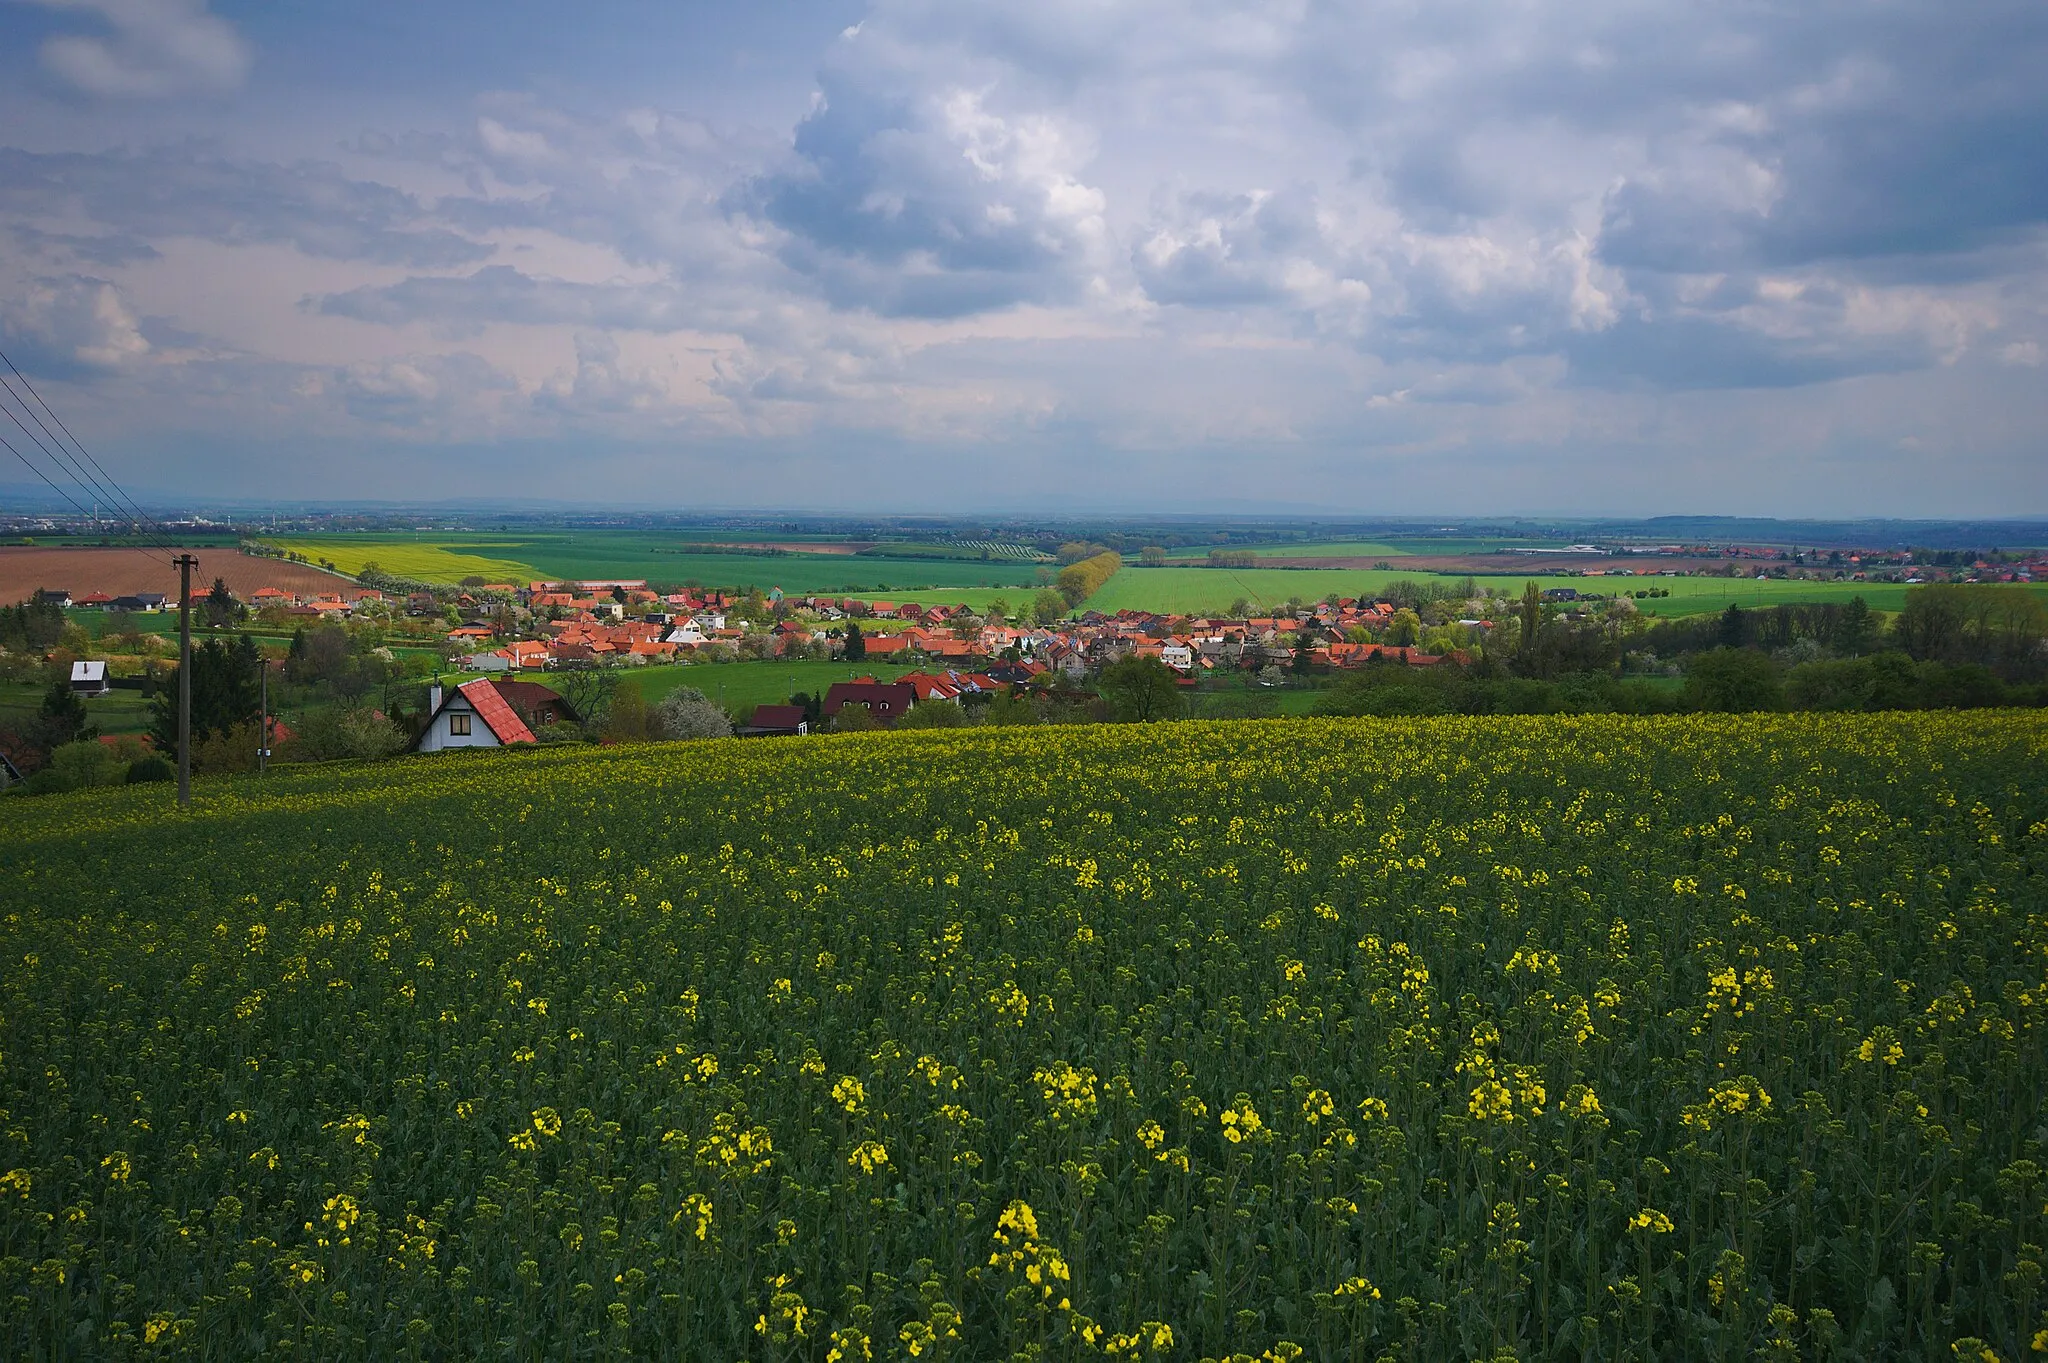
top-left (258, 655), bottom-right (269, 775)
top-left (174, 553), bottom-right (198, 807)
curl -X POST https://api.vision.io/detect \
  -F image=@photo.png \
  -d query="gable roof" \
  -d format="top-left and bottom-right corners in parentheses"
top-left (455, 678), bottom-right (537, 745)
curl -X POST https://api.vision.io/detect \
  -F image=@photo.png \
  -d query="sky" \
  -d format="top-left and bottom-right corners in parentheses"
top-left (0, 0), bottom-right (2043, 517)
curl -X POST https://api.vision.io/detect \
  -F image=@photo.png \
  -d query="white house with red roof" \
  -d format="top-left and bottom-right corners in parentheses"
top-left (415, 678), bottom-right (537, 752)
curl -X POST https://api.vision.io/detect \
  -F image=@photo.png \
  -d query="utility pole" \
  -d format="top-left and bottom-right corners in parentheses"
top-left (258, 654), bottom-right (269, 775)
top-left (174, 553), bottom-right (198, 807)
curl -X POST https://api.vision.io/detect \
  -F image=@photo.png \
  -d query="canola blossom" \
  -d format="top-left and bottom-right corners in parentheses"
top-left (0, 712), bottom-right (2045, 1359)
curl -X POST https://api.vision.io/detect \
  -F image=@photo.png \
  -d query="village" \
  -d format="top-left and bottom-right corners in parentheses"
top-left (272, 576), bottom-right (1491, 748)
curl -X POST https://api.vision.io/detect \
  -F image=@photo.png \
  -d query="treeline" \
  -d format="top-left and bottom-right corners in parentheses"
top-left (1314, 650), bottom-right (2047, 718)
top-left (0, 598), bottom-right (66, 654)
top-left (1057, 550), bottom-right (1123, 606)
top-left (1638, 586), bottom-right (2045, 678)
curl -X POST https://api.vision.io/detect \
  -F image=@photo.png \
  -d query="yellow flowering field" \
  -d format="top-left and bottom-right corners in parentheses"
top-left (2, 713), bottom-right (2045, 1360)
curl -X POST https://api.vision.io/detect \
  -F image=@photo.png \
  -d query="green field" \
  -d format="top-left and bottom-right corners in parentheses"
top-left (2, 712), bottom-right (2043, 1357)
top-left (1161, 541), bottom-right (1414, 561)
top-left (251, 532), bottom-right (2048, 623)
top-left (0, 677), bottom-right (154, 736)
top-left (258, 534), bottom-right (1051, 594)
top-left (1091, 565), bottom-right (2048, 619)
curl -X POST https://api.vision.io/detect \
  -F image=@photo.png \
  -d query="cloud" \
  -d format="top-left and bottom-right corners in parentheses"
top-left (299, 352), bottom-right (520, 431)
top-left (0, 145), bottom-right (490, 268)
top-left (314, 267), bottom-right (702, 335)
top-left (745, 37), bottom-right (1110, 316)
top-left (0, 274), bottom-right (151, 376)
top-left (27, 0), bottom-right (250, 98)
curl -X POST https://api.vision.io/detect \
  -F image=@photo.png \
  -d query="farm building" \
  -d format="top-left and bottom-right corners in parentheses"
top-left (70, 661), bottom-right (110, 696)
top-left (415, 679), bottom-right (537, 753)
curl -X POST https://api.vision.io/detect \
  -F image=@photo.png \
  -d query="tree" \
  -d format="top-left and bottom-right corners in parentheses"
top-left (1718, 603), bottom-right (1748, 650)
top-left (1682, 648), bottom-right (1782, 713)
top-left (605, 686), bottom-right (656, 742)
top-left (553, 670), bottom-right (620, 734)
top-left (844, 620), bottom-right (867, 661)
top-left (654, 687), bottom-right (733, 741)
top-left (1835, 596), bottom-right (1876, 655)
top-left (1385, 609), bottom-right (1422, 648)
top-left (830, 702), bottom-right (877, 733)
top-left (1097, 655), bottom-right (1186, 722)
top-left (204, 577), bottom-right (240, 628)
top-left (150, 634), bottom-right (261, 752)
top-left (39, 679), bottom-right (89, 747)
top-left (0, 597), bottom-right (66, 652)
top-left (1140, 546), bottom-right (1167, 566)
top-left (278, 706), bottom-right (407, 762)
top-left (1057, 551), bottom-right (1123, 607)
top-left (1518, 582), bottom-right (1542, 659)
top-left (1032, 590), bottom-right (1069, 627)
top-left (896, 699), bottom-right (967, 729)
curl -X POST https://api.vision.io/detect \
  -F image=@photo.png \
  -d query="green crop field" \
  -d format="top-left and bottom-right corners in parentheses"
top-left (2, 712), bottom-right (2043, 1359)
top-left (1162, 542), bottom-right (1415, 561)
top-left (258, 534), bottom-right (1051, 594)
top-left (1092, 566), bottom-right (2048, 620)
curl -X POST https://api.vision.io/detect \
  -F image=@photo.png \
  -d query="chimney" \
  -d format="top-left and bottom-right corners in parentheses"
top-left (428, 679), bottom-right (443, 713)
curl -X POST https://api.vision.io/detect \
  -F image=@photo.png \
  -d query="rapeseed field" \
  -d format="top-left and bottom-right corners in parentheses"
top-left (1, 713), bottom-right (2043, 1360)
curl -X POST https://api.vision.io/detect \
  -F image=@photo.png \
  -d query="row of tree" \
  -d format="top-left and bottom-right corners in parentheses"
top-left (1056, 550), bottom-right (1123, 607)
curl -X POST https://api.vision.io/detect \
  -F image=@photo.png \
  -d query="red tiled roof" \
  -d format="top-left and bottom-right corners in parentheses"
top-left (457, 678), bottom-right (537, 745)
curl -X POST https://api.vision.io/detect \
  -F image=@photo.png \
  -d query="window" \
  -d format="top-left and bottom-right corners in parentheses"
top-left (449, 713), bottom-right (472, 736)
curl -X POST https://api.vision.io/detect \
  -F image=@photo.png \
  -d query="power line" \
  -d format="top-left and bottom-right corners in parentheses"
top-left (1, 348), bottom-right (174, 544)
top-left (0, 348), bottom-right (178, 550)
top-left (1, 428), bottom-right (173, 566)
top-left (0, 388), bottom-right (168, 551)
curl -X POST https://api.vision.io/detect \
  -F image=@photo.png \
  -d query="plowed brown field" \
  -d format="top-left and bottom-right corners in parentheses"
top-left (0, 547), bottom-right (368, 604)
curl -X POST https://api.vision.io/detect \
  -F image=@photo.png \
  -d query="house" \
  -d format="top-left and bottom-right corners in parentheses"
top-left (0, 750), bottom-right (21, 790)
top-left (74, 591), bottom-right (113, 608)
top-left (415, 679), bottom-right (538, 752)
top-left (70, 660), bottom-right (111, 696)
top-left (822, 679), bottom-right (917, 727)
top-left (487, 678), bottom-right (579, 728)
top-left (107, 593), bottom-right (167, 613)
top-left (34, 588), bottom-right (71, 608)
top-left (743, 703), bottom-right (809, 737)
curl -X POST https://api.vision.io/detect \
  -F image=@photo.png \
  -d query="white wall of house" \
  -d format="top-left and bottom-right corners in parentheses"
top-left (417, 697), bottom-right (502, 752)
